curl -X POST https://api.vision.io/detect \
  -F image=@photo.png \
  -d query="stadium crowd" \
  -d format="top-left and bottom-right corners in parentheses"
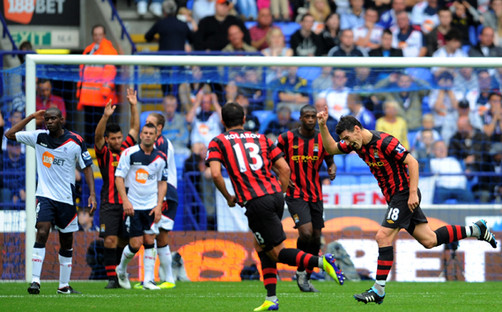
top-left (2, 0), bottom-right (502, 215)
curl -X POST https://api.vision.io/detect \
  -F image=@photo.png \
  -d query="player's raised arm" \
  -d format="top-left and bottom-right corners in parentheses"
top-left (209, 160), bottom-right (236, 207)
top-left (4, 110), bottom-right (45, 140)
top-left (317, 106), bottom-right (342, 155)
top-left (94, 99), bottom-right (115, 150)
top-left (126, 88), bottom-right (140, 140)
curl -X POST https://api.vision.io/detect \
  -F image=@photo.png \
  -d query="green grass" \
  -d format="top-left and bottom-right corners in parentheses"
top-left (1, 281), bottom-right (502, 312)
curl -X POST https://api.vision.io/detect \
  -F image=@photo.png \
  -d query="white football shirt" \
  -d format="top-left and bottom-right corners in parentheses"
top-left (15, 129), bottom-right (92, 205)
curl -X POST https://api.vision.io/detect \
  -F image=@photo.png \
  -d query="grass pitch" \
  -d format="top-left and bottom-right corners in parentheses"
top-left (1, 280), bottom-right (502, 312)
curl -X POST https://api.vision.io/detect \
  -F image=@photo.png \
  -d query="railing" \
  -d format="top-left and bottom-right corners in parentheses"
top-left (102, 0), bottom-right (137, 54)
top-left (0, 13), bottom-right (17, 51)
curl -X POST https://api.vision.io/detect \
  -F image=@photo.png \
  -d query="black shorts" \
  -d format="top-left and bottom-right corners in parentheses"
top-left (381, 189), bottom-right (428, 234)
top-left (99, 203), bottom-right (127, 238)
top-left (245, 193), bottom-right (286, 252)
top-left (286, 197), bottom-right (325, 229)
top-left (126, 209), bottom-right (159, 238)
top-left (36, 197), bottom-right (78, 233)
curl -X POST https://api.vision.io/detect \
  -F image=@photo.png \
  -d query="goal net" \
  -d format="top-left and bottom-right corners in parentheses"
top-left (0, 55), bottom-right (501, 282)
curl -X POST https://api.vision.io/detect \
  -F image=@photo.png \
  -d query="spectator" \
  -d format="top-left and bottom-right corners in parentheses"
top-left (178, 66), bottom-right (212, 112)
top-left (391, 11), bottom-right (427, 57)
top-left (136, 0), bottom-right (163, 17)
top-left (222, 25), bottom-right (258, 52)
top-left (317, 69), bottom-right (351, 120)
top-left (448, 115), bottom-right (492, 202)
top-left (145, 1), bottom-right (193, 52)
top-left (378, 0), bottom-right (407, 30)
top-left (328, 29), bottom-right (366, 56)
top-left (411, 128), bottom-right (436, 171)
top-left (77, 24), bottom-right (118, 144)
top-left (425, 7), bottom-right (453, 56)
top-left (353, 7), bottom-right (384, 53)
top-left (481, 92), bottom-right (502, 142)
top-left (178, 7), bottom-right (199, 32)
top-left (1, 110), bottom-right (25, 154)
top-left (465, 69), bottom-right (495, 116)
top-left (430, 140), bottom-right (474, 204)
top-left (235, 0), bottom-right (258, 20)
top-left (340, 0), bottom-right (365, 30)
top-left (0, 140), bottom-right (25, 205)
top-left (162, 95), bottom-right (189, 152)
top-left (250, 8), bottom-right (277, 50)
top-left (481, 0), bottom-right (502, 45)
top-left (36, 79), bottom-right (67, 129)
top-left (194, 0), bottom-right (251, 51)
top-left (350, 67), bottom-right (380, 114)
top-left (314, 97), bottom-right (338, 139)
top-left (468, 26), bottom-right (502, 57)
top-left (441, 99), bottom-right (483, 145)
top-left (18, 40), bottom-right (33, 64)
top-left (261, 28), bottom-right (294, 82)
top-left (186, 91), bottom-right (223, 147)
top-left (375, 72), bottom-right (428, 130)
top-left (78, 208), bottom-right (98, 232)
top-left (451, 1), bottom-right (480, 46)
top-left (192, 0), bottom-right (216, 23)
top-left (312, 67), bottom-right (333, 93)
top-left (347, 93), bottom-right (376, 130)
top-left (270, 0), bottom-right (290, 21)
top-left (375, 100), bottom-right (410, 149)
top-left (309, 0), bottom-right (332, 33)
top-left (453, 67), bottom-right (479, 97)
top-left (264, 105), bottom-right (298, 139)
top-left (290, 14), bottom-right (325, 56)
top-left (369, 29), bottom-right (404, 57)
top-left (488, 142), bottom-right (502, 202)
top-left (431, 29), bottom-right (467, 77)
top-left (273, 67), bottom-right (311, 112)
top-left (428, 71), bottom-right (462, 130)
top-left (319, 13), bottom-right (341, 52)
top-left (410, 0), bottom-right (439, 34)
top-left (236, 95), bottom-right (261, 132)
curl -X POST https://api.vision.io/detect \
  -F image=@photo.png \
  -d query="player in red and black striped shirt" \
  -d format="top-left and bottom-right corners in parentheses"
top-left (94, 88), bottom-right (139, 289)
top-left (277, 105), bottom-right (336, 292)
top-left (207, 103), bottom-right (344, 311)
top-left (318, 112), bottom-right (498, 304)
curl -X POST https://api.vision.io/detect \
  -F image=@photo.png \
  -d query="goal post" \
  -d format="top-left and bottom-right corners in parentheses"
top-left (23, 54), bottom-right (502, 282)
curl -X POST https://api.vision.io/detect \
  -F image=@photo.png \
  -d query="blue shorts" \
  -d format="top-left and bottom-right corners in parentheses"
top-left (125, 209), bottom-right (159, 238)
top-left (36, 196), bottom-right (78, 233)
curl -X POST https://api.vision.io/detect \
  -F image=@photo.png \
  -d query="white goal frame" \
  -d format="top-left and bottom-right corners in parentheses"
top-left (24, 54), bottom-right (502, 281)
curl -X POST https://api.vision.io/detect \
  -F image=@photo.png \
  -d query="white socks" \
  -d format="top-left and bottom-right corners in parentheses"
top-left (143, 247), bottom-right (156, 283)
top-left (32, 247), bottom-right (45, 284)
top-left (157, 245), bottom-right (175, 283)
top-left (59, 254), bottom-right (72, 288)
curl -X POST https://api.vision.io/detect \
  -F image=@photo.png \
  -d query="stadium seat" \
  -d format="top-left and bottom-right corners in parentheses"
top-left (297, 67), bottom-right (322, 83)
top-left (252, 110), bottom-right (276, 133)
top-left (345, 153), bottom-right (370, 173)
top-left (359, 175), bottom-right (377, 185)
top-left (333, 154), bottom-right (345, 172)
top-left (276, 22), bottom-right (301, 45)
top-left (331, 175), bottom-right (358, 186)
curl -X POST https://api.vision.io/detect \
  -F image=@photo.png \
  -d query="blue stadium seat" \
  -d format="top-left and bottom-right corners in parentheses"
top-left (359, 175), bottom-right (377, 185)
top-left (252, 110), bottom-right (276, 133)
top-left (331, 175), bottom-right (358, 186)
top-left (333, 154), bottom-right (345, 172)
top-left (297, 67), bottom-right (322, 83)
top-left (405, 67), bottom-right (433, 85)
top-left (408, 130), bottom-right (419, 148)
top-left (276, 22), bottom-right (301, 45)
top-left (345, 153), bottom-right (370, 173)
top-left (422, 96), bottom-right (431, 114)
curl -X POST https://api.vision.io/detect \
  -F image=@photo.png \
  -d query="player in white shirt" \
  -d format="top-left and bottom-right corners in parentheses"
top-left (145, 112), bottom-right (178, 289)
top-left (5, 108), bottom-right (96, 295)
top-left (114, 123), bottom-right (168, 290)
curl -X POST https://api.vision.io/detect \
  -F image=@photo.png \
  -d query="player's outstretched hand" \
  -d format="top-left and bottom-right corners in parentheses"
top-left (126, 88), bottom-right (137, 106)
top-left (317, 105), bottom-right (328, 127)
top-left (88, 194), bottom-right (97, 215)
top-left (103, 99), bottom-right (116, 117)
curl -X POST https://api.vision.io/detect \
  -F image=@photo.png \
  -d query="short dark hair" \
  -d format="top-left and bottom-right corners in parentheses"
top-left (382, 29), bottom-right (392, 36)
top-left (222, 102), bottom-right (245, 128)
top-left (444, 28), bottom-right (463, 42)
top-left (92, 24), bottom-right (105, 35)
top-left (142, 122), bottom-right (157, 133)
top-left (105, 123), bottom-right (122, 136)
top-left (45, 107), bottom-right (62, 117)
top-left (488, 92), bottom-right (502, 101)
top-left (335, 115), bottom-right (363, 136)
top-left (300, 105), bottom-right (316, 116)
top-left (300, 13), bottom-right (313, 22)
top-left (37, 78), bottom-right (50, 85)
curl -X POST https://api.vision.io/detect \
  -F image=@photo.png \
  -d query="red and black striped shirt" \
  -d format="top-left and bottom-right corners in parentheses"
top-left (337, 130), bottom-right (409, 203)
top-left (95, 134), bottom-right (135, 204)
top-left (277, 129), bottom-right (330, 202)
top-left (206, 129), bottom-right (284, 204)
